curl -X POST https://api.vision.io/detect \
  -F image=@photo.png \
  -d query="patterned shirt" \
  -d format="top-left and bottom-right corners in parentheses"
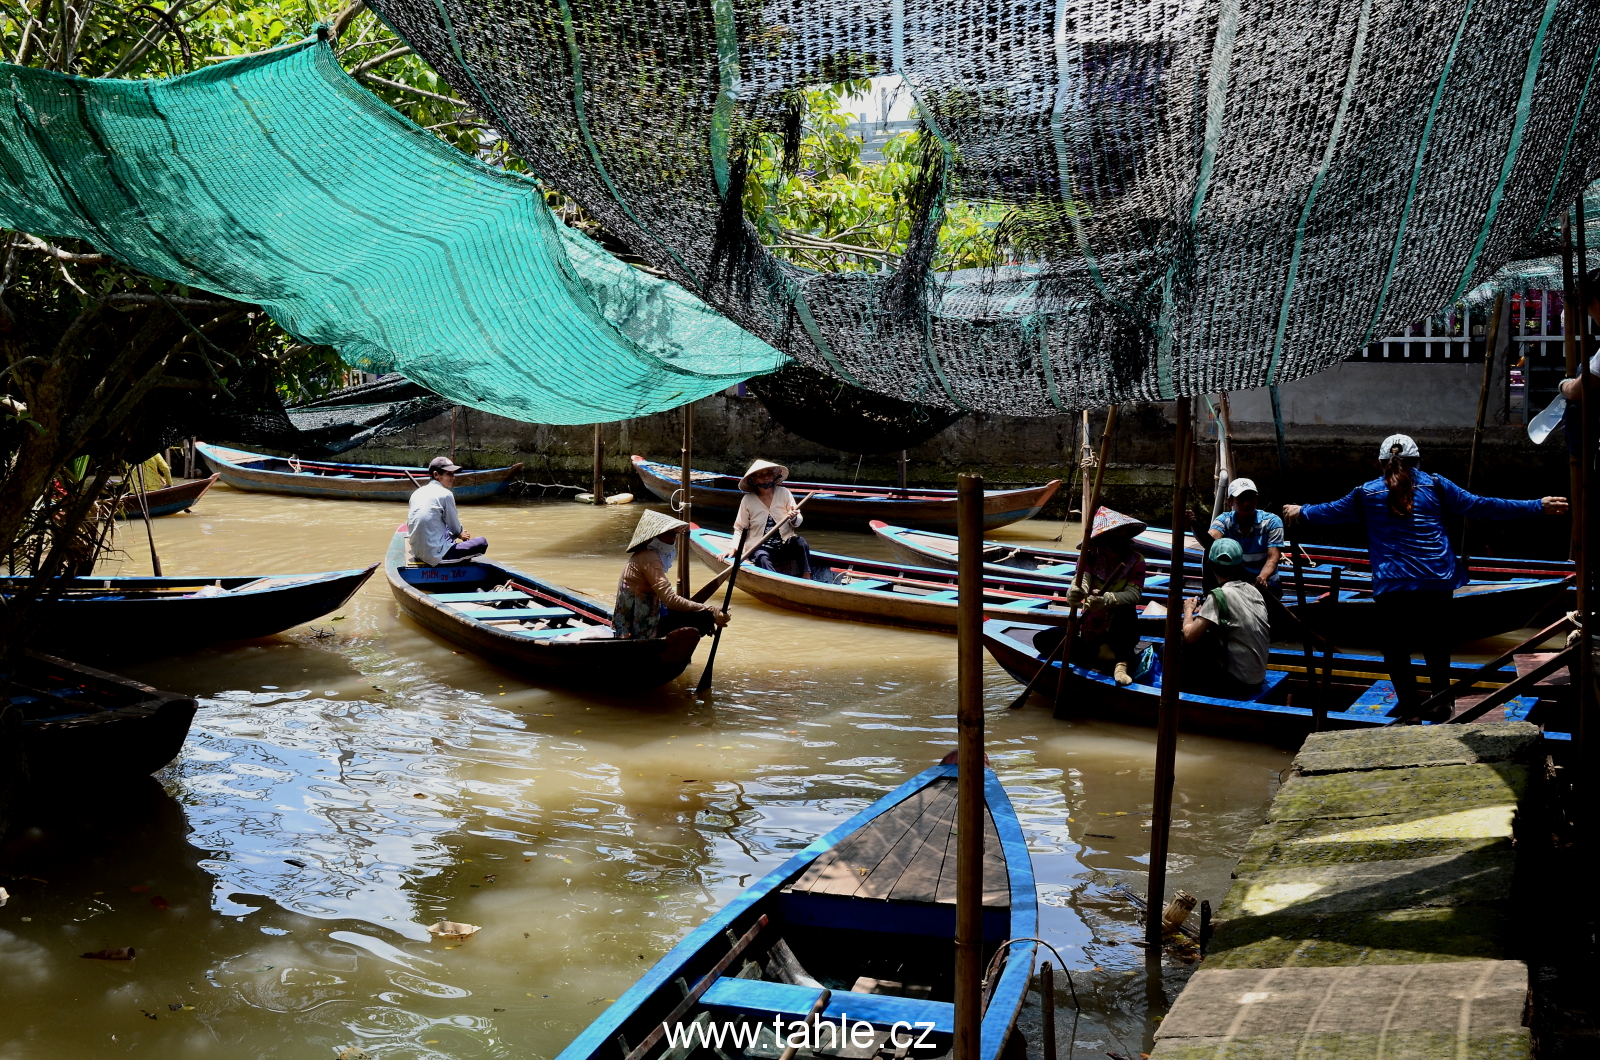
top-left (1209, 510), bottom-right (1285, 583)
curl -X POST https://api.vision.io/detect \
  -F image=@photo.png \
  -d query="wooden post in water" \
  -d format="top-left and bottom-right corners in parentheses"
top-left (1146, 397), bottom-right (1190, 948)
top-left (898, 450), bottom-right (908, 492)
top-left (678, 403), bottom-right (694, 595)
top-left (592, 423), bottom-right (605, 505)
top-left (1463, 294), bottom-right (1505, 565)
top-left (954, 472), bottom-right (985, 1060)
top-left (1040, 962), bottom-right (1056, 1060)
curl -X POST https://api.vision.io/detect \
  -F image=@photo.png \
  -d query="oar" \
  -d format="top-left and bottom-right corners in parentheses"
top-left (689, 493), bottom-right (813, 604)
top-left (695, 524), bottom-right (751, 694)
top-left (133, 471), bottom-right (163, 577)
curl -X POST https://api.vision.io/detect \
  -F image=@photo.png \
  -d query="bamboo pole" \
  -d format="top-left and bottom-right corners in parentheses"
top-left (592, 423), bottom-right (605, 505)
top-left (1052, 406), bottom-right (1119, 713)
top-left (678, 403), bottom-right (694, 596)
top-left (449, 405), bottom-right (459, 462)
top-left (133, 472), bottom-right (163, 577)
top-left (1269, 385), bottom-right (1288, 472)
top-left (1041, 962), bottom-right (1056, 1060)
top-left (954, 473), bottom-right (985, 1060)
top-left (1575, 201), bottom-right (1595, 775)
top-left (1462, 294), bottom-right (1505, 565)
top-left (898, 450), bottom-right (908, 492)
top-left (1146, 396), bottom-right (1190, 948)
top-left (1563, 218), bottom-right (1583, 565)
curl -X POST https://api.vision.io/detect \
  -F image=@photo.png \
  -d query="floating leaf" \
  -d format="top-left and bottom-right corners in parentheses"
top-left (428, 921), bottom-right (481, 941)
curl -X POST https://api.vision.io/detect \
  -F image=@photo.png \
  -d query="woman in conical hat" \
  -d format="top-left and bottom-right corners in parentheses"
top-left (613, 510), bottom-right (729, 640)
top-left (1036, 505), bottom-right (1148, 686)
top-left (725, 459), bottom-right (813, 579)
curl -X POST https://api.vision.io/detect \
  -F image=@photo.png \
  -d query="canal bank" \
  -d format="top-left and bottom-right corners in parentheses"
top-left (1149, 722), bottom-right (1546, 1058)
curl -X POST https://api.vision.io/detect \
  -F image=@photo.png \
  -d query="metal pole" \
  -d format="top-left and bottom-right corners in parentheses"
top-left (678, 403), bottom-right (694, 596)
top-left (954, 472), bottom-right (985, 1060)
top-left (1463, 294), bottom-right (1504, 565)
top-left (1147, 396), bottom-right (1190, 948)
top-left (592, 423), bottom-right (605, 505)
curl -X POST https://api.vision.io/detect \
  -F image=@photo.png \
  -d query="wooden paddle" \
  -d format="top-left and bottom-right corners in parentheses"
top-left (689, 493), bottom-right (813, 603)
top-left (695, 524), bottom-right (751, 694)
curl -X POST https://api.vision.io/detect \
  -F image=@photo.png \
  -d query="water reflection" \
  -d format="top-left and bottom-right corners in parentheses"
top-left (0, 490), bottom-right (1293, 1058)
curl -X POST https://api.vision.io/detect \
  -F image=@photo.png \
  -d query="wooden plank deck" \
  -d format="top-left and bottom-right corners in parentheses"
top-left (786, 777), bottom-right (1009, 907)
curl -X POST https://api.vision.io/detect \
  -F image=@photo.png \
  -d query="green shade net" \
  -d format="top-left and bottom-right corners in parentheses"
top-left (0, 37), bottom-right (784, 424)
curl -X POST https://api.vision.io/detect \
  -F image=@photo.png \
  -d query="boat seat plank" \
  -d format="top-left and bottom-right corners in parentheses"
top-left (1343, 681), bottom-right (1399, 718)
top-left (458, 607), bottom-right (573, 621)
top-left (838, 579), bottom-right (890, 592)
top-left (699, 978), bottom-right (955, 1034)
top-left (507, 626), bottom-right (597, 640)
top-left (851, 781), bottom-right (964, 900)
top-left (431, 591), bottom-right (529, 603)
top-left (794, 783), bottom-right (954, 896)
top-left (919, 590), bottom-right (961, 602)
top-left (1031, 564), bottom-right (1075, 578)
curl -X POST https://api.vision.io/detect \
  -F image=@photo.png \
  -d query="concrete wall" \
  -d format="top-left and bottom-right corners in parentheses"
top-left (1229, 362), bottom-right (1500, 429)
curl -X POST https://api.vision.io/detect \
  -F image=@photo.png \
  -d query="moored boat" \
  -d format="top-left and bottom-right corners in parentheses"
top-left (196, 443), bottom-right (521, 502)
top-left (688, 525), bottom-right (1089, 632)
top-left (633, 456), bottom-right (1058, 532)
top-left (0, 566), bottom-right (376, 657)
top-left (384, 529), bottom-right (701, 690)
top-left (554, 759), bottom-right (1036, 1060)
top-left (116, 474), bottom-right (219, 518)
top-left (10, 650), bottom-right (197, 781)
top-left (983, 620), bottom-right (1547, 742)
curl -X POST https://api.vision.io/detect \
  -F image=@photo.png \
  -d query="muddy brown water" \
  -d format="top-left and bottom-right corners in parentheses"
top-left (1, 486), bottom-right (1307, 1058)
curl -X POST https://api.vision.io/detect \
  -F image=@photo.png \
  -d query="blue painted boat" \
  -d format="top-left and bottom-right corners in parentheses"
top-left (0, 566), bottom-right (376, 658)
top-left (196, 442), bottom-right (520, 502)
top-left (553, 762), bottom-right (1037, 1060)
top-left (984, 619), bottom-right (1551, 741)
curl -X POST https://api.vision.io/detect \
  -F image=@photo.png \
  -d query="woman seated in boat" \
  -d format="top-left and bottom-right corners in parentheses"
top-left (407, 457), bottom-right (488, 566)
top-left (616, 510), bottom-right (730, 639)
top-left (1208, 477), bottom-right (1283, 597)
top-left (126, 452), bottom-right (173, 492)
top-left (1283, 433), bottom-right (1567, 718)
top-left (1037, 507), bottom-right (1147, 686)
top-left (723, 459), bottom-right (812, 579)
top-left (1181, 538), bottom-right (1271, 698)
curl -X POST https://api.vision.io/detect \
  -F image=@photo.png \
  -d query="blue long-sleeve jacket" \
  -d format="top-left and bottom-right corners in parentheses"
top-left (1301, 470), bottom-right (1542, 594)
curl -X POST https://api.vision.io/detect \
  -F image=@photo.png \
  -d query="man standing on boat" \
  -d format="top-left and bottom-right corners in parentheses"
top-left (1182, 539), bottom-right (1271, 696)
top-left (616, 510), bottom-right (729, 638)
top-left (1208, 478), bottom-right (1284, 596)
top-left (725, 459), bottom-right (812, 578)
top-left (407, 457), bottom-right (489, 565)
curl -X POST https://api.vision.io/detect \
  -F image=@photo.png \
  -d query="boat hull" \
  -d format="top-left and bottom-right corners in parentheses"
top-left (0, 567), bottom-right (376, 657)
top-left (197, 443), bottom-right (520, 502)
top-left (634, 456), bottom-right (1057, 532)
top-left (117, 475), bottom-right (219, 518)
top-left (14, 651), bottom-right (198, 782)
top-left (384, 533), bottom-right (701, 690)
top-left (553, 763), bottom-right (1036, 1060)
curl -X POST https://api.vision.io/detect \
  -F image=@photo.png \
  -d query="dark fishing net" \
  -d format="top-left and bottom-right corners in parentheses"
top-left (368, 0), bottom-right (1600, 415)
top-left (746, 363), bottom-right (964, 453)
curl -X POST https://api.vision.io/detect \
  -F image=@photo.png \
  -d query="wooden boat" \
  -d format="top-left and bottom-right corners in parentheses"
top-left (873, 522), bottom-right (1572, 646)
top-left (633, 455), bottom-right (1059, 532)
top-left (1130, 522), bottom-right (1574, 582)
top-left (689, 526), bottom-right (1092, 632)
top-left (11, 650), bottom-right (197, 781)
top-left (554, 760), bottom-right (1036, 1060)
top-left (116, 474), bottom-right (219, 518)
top-left (384, 529), bottom-right (701, 690)
top-left (196, 442), bottom-right (521, 502)
top-left (983, 620), bottom-right (1547, 742)
top-left (0, 566), bottom-right (376, 658)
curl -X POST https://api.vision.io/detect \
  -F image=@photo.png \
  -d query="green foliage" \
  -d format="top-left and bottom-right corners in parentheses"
top-left (742, 85), bottom-right (1004, 274)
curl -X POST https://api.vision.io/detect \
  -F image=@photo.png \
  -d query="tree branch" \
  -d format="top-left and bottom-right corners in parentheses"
top-left (356, 72), bottom-right (460, 107)
top-left (104, 293), bottom-right (239, 309)
top-left (20, 233), bottom-right (104, 262)
top-left (331, 0), bottom-right (366, 39)
top-left (106, 0), bottom-right (191, 76)
top-left (350, 44), bottom-right (412, 76)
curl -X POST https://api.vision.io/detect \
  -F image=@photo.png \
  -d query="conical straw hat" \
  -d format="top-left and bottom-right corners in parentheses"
top-left (628, 509), bottom-right (688, 551)
top-left (1089, 506), bottom-right (1148, 540)
top-left (738, 458), bottom-right (789, 493)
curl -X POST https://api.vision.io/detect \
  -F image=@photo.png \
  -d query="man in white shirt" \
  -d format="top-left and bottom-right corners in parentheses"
top-left (1181, 538), bottom-right (1271, 696)
top-left (407, 457), bottom-right (488, 565)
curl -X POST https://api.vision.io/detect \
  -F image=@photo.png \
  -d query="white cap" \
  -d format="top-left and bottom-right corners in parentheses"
top-left (1228, 477), bottom-right (1258, 497)
top-left (1378, 434), bottom-right (1420, 459)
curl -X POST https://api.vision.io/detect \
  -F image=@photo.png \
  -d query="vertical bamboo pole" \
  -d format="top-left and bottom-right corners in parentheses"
top-left (954, 473), bottom-right (985, 1060)
top-left (1269, 385), bottom-right (1288, 473)
top-left (449, 406), bottom-right (459, 462)
top-left (133, 472), bottom-right (163, 577)
top-left (1575, 201), bottom-right (1595, 774)
top-left (679, 404), bottom-right (694, 595)
top-left (1463, 294), bottom-right (1504, 565)
top-left (1079, 410), bottom-right (1094, 523)
top-left (1146, 397), bottom-right (1190, 948)
top-left (592, 423), bottom-right (605, 505)
top-left (898, 450), bottom-right (908, 492)
top-left (1563, 218), bottom-right (1583, 566)
top-left (1055, 406), bottom-right (1119, 713)
top-left (1041, 963), bottom-right (1057, 1060)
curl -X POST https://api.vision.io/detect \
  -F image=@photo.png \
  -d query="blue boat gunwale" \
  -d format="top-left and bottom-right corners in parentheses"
top-left (555, 763), bottom-right (1037, 1060)
top-left (0, 566), bottom-right (375, 595)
